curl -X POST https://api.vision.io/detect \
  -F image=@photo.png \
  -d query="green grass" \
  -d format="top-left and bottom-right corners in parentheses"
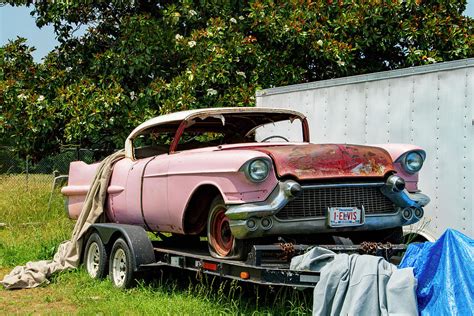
top-left (0, 174), bottom-right (312, 314)
top-left (0, 174), bottom-right (74, 266)
top-left (43, 269), bottom-right (311, 314)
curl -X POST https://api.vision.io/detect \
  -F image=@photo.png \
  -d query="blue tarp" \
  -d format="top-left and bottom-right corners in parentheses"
top-left (399, 229), bottom-right (474, 315)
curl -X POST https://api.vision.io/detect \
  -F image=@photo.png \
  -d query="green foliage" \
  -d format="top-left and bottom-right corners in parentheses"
top-left (1, 1), bottom-right (473, 160)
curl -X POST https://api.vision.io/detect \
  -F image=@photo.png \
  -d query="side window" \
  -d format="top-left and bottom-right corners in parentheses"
top-left (177, 132), bottom-right (225, 151)
top-left (133, 132), bottom-right (174, 159)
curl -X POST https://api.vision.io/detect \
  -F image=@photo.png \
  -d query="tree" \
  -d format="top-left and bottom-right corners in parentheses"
top-left (1, 0), bottom-right (473, 160)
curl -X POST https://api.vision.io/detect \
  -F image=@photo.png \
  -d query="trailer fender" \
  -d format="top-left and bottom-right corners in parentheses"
top-left (403, 227), bottom-right (436, 242)
top-left (88, 223), bottom-right (155, 271)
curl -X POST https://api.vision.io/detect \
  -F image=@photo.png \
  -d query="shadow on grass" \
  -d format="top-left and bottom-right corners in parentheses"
top-left (137, 266), bottom-right (313, 314)
top-left (40, 266), bottom-right (313, 314)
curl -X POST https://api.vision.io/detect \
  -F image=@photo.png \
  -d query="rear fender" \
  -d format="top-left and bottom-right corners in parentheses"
top-left (61, 161), bottom-right (100, 219)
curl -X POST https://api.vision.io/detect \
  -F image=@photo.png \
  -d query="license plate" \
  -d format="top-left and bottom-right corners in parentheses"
top-left (328, 207), bottom-right (363, 227)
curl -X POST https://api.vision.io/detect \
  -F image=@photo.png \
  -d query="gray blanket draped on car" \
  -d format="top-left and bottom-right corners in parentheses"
top-left (290, 247), bottom-right (418, 316)
top-left (1, 150), bottom-right (125, 290)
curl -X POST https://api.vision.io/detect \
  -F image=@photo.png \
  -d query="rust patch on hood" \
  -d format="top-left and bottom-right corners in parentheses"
top-left (255, 144), bottom-right (394, 180)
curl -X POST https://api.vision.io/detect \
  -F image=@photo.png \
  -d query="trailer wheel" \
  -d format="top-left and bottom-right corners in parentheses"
top-left (109, 238), bottom-right (135, 289)
top-left (84, 232), bottom-right (108, 279)
top-left (207, 197), bottom-right (247, 260)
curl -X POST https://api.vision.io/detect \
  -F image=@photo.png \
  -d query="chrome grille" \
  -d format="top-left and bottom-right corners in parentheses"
top-left (276, 185), bottom-right (396, 220)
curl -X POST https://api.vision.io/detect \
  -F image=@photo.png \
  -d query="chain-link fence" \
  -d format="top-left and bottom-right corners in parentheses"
top-left (0, 146), bottom-right (112, 192)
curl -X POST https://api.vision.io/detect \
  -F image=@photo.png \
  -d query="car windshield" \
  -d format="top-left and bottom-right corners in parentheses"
top-left (174, 112), bottom-right (305, 150)
top-left (133, 111), bottom-right (306, 157)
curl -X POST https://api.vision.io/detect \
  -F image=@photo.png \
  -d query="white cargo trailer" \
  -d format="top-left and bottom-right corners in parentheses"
top-left (256, 58), bottom-right (474, 241)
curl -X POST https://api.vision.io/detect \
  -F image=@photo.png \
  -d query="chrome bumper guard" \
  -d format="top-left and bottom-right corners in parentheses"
top-left (226, 176), bottom-right (430, 239)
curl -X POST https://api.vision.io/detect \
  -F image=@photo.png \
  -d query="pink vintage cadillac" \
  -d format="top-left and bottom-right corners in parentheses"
top-left (62, 107), bottom-right (429, 259)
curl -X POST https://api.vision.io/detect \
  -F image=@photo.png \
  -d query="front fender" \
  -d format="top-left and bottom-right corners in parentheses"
top-left (373, 144), bottom-right (426, 192)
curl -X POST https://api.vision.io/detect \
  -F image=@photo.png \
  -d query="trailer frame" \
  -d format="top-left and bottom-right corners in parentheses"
top-left (84, 223), bottom-right (406, 289)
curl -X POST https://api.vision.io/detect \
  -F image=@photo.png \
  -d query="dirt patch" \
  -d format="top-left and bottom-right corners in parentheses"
top-left (0, 268), bottom-right (77, 314)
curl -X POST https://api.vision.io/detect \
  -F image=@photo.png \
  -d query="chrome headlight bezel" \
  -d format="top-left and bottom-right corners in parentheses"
top-left (402, 151), bottom-right (424, 174)
top-left (244, 158), bottom-right (271, 182)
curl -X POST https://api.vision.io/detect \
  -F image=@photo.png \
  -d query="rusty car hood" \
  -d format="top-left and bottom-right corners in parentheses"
top-left (252, 144), bottom-right (394, 180)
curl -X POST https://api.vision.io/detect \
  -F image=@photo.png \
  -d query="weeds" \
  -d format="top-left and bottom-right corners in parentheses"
top-left (404, 218), bottom-right (432, 244)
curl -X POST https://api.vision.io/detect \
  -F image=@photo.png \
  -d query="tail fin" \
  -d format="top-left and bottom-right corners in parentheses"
top-left (61, 161), bottom-right (100, 219)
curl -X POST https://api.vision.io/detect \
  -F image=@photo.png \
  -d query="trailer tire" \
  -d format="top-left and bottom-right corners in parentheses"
top-left (84, 232), bottom-right (108, 279)
top-left (109, 238), bottom-right (135, 289)
top-left (208, 197), bottom-right (247, 260)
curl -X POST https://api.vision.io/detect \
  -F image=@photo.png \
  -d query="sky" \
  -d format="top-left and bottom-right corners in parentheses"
top-left (1, 3), bottom-right (474, 62)
top-left (0, 4), bottom-right (86, 61)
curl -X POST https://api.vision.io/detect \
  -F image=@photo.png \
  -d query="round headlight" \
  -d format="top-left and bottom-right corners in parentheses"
top-left (404, 152), bottom-right (424, 173)
top-left (248, 159), bottom-right (269, 182)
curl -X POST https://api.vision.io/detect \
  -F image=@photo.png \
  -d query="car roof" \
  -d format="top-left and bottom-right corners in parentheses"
top-left (124, 107), bottom-right (306, 159)
top-left (126, 107), bottom-right (305, 141)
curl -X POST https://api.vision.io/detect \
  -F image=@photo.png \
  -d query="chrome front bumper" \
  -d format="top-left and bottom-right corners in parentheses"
top-left (226, 176), bottom-right (430, 239)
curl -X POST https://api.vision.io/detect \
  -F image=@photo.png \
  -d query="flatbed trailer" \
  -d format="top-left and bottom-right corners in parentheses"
top-left (145, 242), bottom-right (321, 288)
top-left (83, 223), bottom-right (406, 289)
top-left (146, 242), bottom-right (406, 289)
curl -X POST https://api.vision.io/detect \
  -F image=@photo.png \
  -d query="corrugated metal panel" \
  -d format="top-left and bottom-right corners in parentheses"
top-left (408, 73), bottom-right (440, 236)
top-left (366, 80), bottom-right (391, 144)
top-left (466, 67), bottom-right (474, 237)
top-left (256, 59), bottom-right (474, 239)
top-left (387, 78), bottom-right (411, 142)
top-left (257, 58), bottom-right (474, 96)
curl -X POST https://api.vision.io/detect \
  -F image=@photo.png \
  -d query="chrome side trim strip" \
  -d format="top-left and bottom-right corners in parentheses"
top-left (301, 182), bottom-right (384, 189)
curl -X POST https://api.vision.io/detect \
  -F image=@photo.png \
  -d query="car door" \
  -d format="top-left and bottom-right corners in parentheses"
top-left (141, 153), bottom-right (172, 232)
top-left (108, 156), bottom-right (159, 227)
top-left (107, 158), bottom-right (144, 226)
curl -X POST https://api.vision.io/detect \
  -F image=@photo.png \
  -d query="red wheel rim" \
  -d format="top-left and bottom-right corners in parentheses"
top-left (210, 206), bottom-right (233, 256)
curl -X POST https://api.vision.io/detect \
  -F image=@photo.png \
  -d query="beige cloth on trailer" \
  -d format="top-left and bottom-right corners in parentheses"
top-left (1, 150), bottom-right (125, 290)
top-left (290, 247), bottom-right (418, 316)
